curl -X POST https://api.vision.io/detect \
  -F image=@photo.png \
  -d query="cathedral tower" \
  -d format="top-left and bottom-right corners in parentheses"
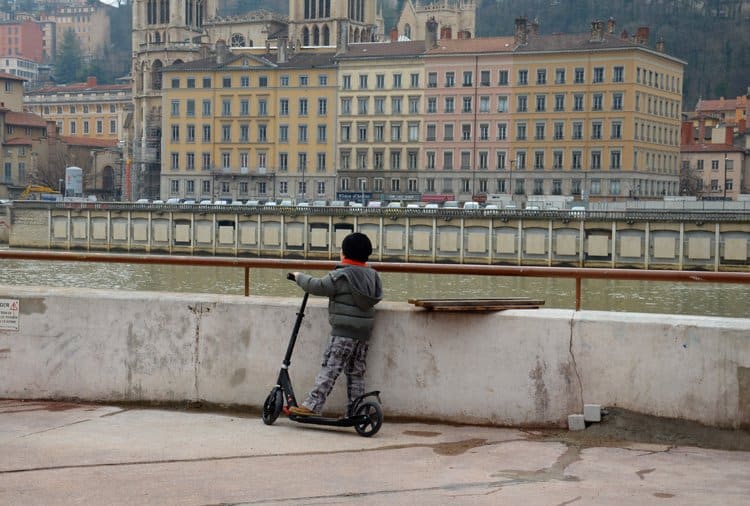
top-left (288, 0), bottom-right (379, 47)
top-left (131, 0), bottom-right (218, 198)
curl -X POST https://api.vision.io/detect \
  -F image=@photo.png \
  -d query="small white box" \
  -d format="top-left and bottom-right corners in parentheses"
top-left (568, 414), bottom-right (586, 431)
top-left (584, 404), bottom-right (602, 423)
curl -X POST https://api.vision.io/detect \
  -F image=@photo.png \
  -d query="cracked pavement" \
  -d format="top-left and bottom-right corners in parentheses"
top-left (1, 400), bottom-right (749, 505)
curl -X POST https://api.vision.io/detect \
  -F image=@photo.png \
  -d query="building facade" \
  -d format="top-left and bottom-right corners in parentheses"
top-left (396, 0), bottom-right (476, 42)
top-left (0, 19), bottom-right (44, 65)
top-left (159, 42), bottom-right (338, 202)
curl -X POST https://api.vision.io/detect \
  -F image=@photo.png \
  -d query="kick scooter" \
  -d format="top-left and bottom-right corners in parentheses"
top-left (261, 273), bottom-right (384, 437)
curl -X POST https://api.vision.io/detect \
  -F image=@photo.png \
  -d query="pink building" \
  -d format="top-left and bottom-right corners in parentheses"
top-left (0, 19), bottom-right (44, 64)
top-left (422, 36), bottom-right (515, 199)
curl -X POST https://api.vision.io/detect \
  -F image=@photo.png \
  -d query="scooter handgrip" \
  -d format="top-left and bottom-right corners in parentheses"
top-left (287, 272), bottom-right (295, 281)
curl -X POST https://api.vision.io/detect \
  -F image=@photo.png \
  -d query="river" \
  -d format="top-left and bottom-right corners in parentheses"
top-left (0, 257), bottom-right (748, 318)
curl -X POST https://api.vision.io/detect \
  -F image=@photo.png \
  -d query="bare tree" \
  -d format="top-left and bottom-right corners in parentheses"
top-left (679, 163), bottom-right (705, 198)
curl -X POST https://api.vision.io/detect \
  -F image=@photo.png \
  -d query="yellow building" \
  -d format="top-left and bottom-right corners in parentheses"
top-left (160, 41), bottom-right (338, 202)
top-left (335, 40), bottom-right (427, 202)
top-left (508, 19), bottom-right (684, 200)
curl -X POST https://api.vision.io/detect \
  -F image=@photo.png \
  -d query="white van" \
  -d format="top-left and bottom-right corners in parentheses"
top-left (463, 201), bottom-right (480, 210)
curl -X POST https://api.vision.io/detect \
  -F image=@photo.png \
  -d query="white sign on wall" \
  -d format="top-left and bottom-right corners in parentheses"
top-left (0, 299), bottom-right (20, 331)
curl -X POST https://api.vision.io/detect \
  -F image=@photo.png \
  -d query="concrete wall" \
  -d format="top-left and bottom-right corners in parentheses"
top-left (1, 285), bottom-right (749, 429)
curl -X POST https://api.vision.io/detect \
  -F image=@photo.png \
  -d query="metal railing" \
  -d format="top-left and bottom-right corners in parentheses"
top-left (3, 249), bottom-right (750, 310)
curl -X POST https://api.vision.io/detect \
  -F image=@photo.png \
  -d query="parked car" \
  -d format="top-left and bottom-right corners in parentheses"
top-left (443, 200), bottom-right (459, 209)
top-left (367, 201), bottom-right (382, 208)
top-left (230, 200), bottom-right (245, 206)
top-left (463, 201), bottom-right (480, 210)
top-left (182, 199), bottom-right (196, 205)
top-left (199, 199), bottom-right (213, 205)
top-left (165, 197), bottom-right (181, 205)
top-left (386, 201), bottom-right (402, 208)
top-left (406, 203), bottom-right (421, 209)
top-left (264, 200), bottom-right (278, 207)
top-left (152, 199), bottom-right (165, 205)
top-left (312, 200), bottom-right (328, 207)
top-left (279, 199), bottom-right (294, 206)
top-left (245, 200), bottom-right (260, 206)
top-left (329, 200), bottom-right (346, 207)
top-left (484, 204), bottom-right (500, 215)
top-left (135, 198), bottom-right (150, 204)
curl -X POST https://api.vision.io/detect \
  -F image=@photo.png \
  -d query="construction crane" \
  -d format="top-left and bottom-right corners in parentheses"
top-left (19, 185), bottom-right (61, 201)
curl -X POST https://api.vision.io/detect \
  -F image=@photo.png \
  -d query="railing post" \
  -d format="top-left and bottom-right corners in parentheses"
top-left (575, 276), bottom-right (582, 311)
top-left (244, 266), bottom-right (250, 296)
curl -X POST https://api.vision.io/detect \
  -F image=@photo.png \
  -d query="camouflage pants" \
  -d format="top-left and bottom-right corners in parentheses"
top-left (302, 335), bottom-right (369, 414)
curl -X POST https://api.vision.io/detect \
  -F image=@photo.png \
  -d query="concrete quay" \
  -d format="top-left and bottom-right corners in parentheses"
top-left (1, 400), bottom-right (749, 505)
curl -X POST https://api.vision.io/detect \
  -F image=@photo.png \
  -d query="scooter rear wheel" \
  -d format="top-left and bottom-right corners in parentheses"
top-left (262, 388), bottom-right (283, 425)
top-left (354, 401), bottom-right (383, 437)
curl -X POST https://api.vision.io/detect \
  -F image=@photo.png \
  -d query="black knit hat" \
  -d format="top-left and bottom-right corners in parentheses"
top-left (341, 232), bottom-right (373, 262)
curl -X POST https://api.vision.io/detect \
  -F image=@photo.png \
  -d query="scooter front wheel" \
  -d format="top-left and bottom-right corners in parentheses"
top-left (262, 388), bottom-right (283, 425)
top-left (354, 401), bottom-right (383, 437)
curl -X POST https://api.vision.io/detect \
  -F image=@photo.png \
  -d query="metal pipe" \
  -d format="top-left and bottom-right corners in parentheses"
top-left (2, 249), bottom-right (750, 309)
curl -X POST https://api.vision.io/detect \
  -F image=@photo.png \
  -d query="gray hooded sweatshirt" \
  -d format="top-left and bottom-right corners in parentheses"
top-left (295, 264), bottom-right (383, 341)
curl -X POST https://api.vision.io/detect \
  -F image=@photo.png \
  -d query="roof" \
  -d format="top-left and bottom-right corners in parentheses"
top-left (60, 136), bottom-right (118, 148)
top-left (0, 72), bottom-right (25, 82)
top-left (3, 137), bottom-right (33, 146)
top-left (166, 50), bottom-right (338, 71)
top-left (426, 37), bottom-right (516, 55)
top-left (696, 97), bottom-right (748, 113)
top-left (680, 143), bottom-right (744, 154)
top-left (4, 111), bottom-right (47, 128)
top-left (28, 82), bottom-right (130, 95)
top-left (336, 41), bottom-right (427, 59)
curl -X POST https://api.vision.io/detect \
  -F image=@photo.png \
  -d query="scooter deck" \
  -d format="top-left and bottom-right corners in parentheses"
top-left (288, 414), bottom-right (369, 427)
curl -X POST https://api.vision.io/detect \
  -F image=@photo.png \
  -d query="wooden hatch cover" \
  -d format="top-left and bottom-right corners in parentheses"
top-left (408, 297), bottom-right (545, 312)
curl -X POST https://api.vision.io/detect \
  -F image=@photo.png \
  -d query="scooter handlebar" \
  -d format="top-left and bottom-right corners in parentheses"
top-left (286, 272), bottom-right (296, 281)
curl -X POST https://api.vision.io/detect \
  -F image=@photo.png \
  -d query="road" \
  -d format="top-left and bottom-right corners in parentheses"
top-left (1, 400), bottom-right (749, 505)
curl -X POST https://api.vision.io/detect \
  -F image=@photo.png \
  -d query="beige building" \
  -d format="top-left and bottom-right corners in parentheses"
top-left (39, 1), bottom-right (113, 62)
top-left (160, 42), bottom-right (338, 202)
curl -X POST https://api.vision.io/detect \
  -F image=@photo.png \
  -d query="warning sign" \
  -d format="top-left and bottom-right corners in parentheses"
top-left (0, 299), bottom-right (20, 331)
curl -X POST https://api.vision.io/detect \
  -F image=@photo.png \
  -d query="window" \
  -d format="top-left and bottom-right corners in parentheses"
top-left (554, 94), bottom-right (564, 111)
top-left (376, 74), bottom-right (385, 89)
top-left (553, 151), bottom-right (563, 169)
top-left (572, 151), bottom-right (582, 170)
top-left (428, 72), bottom-right (437, 88)
top-left (391, 123), bottom-right (402, 141)
top-left (592, 94), bottom-right (603, 111)
top-left (611, 121), bottom-right (622, 139)
top-left (426, 124), bottom-right (436, 141)
top-left (536, 69), bottom-right (546, 84)
top-left (462, 71), bottom-right (472, 87)
top-left (409, 96), bottom-right (419, 114)
top-left (318, 75), bottom-right (327, 86)
top-left (171, 124), bottom-right (180, 142)
top-left (240, 76), bottom-right (249, 88)
top-left (392, 97), bottom-right (402, 114)
top-left (222, 124), bottom-right (231, 142)
top-left (592, 122), bottom-right (602, 140)
top-left (591, 151), bottom-right (602, 169)
top-left (279, 153), bottom-right (288, 171)
top-left (462, 97), bottom-right (472, 113)
top-left (391, 178), bottom-right (401, 191)
top-left (280, 75), bottom-right (289, 86)
top-left (391, 150), bottom-right (401, 170)
top-left (259, 76), bottom-right (268, 87)
top-left (613, 66), bottom-right (624, 82)
top-left (258, 124), bottom-right (267, 142)
top-left (279, 125), bottom-right (289, 142)
top-left (171, 78), bottom-right (180, 89)
top-left (408, 123), bottom-right (419, 142)
top-left (444, 124), bottom-right (454, 141)
top-left (462, 124), bottom-right (471, 141)
top-left (358, 123), bottom-right (367, 141)
top-left (496, 151), bottom-right (506, 170)
top-left (516, 123), bottom-right (526, 140)
top-left (534, 152), bottom-right (544, 170)
top-left (517, 95), bottom-right (527, 112)
top-left (202, 100), bottom-right (211, 116)
top-left (613, 93), bottom-right (623, 110)
top-left (427, 97), bottom-right (437, 113)
top-left (359, 74), bottom-right (368, 89)
top-left (297, 125), bottom-right (307, 143)
top-left (393, 73), bottom-right (402, 89)
top-left (574, 94), bottom-right (584, 111)
top-left (170, 152), bottom-right (179, 170)
top-left (187, 124), bottom-right (195, 142)
top-left (480, 70), bottom-right (490, 86)
top-left (535, 122), bottom-right (545, 140)
top-left (258, 99), bottom-right (267, 116)
top-left (553, 122), bottom-right (564, 140)
top-left (593, 67), bottom-right (604, 83)
top-left (479, 123), bottom-right (489, 140)
top-left (358, 97), bottom-right (368, 114)
top-left (572, 122), bottom-right (583, 140)
top-left (536, 95), bottom-right (546, 112)
top-left (202, 153), bottom-right (211, 171)
top-left (317, 125), bottom-right (327, 142)
top-left (445, 97), bottom-right (455, 113)
top-left (318, 98), bottom-right (327, 115)
top-left (170, 100), bottom-right (179, 116)
top-left (610, 150), bottom-right (621, 169)
top-left (374, 124), bottom-right (385, 141)
top-left (342, 75), bottom-right (351, 89)
top-left (299, 75), bottom-right (308, 87)
top-left (518, 69), bottom-right (528, 85)
top-left (574, 67), bottom-right (584, 83)
top-left (298, 153), bottom-right (307, 173)
top-left (445, 72), bottom-right (455, 87)
top-left (498, 70), bottom-right (509, 85)
top-left (497, 123), bottom-right (507, 140)
top-left (299, 98), bottom-right (308, 116)
top-left (443, 151), bottom-right (453, 170)
top-left (222, 99), bottom-right (231, 116)
top-left (498, 95), bottom-right (508, 113)
top-left (222, 76), bottom-right (231, 88)
top-left (555, 68), bottom-right (566, 84)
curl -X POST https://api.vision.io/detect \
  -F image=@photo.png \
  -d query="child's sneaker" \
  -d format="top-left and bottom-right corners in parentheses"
top-left (289, 406), bottom-right (315, 416)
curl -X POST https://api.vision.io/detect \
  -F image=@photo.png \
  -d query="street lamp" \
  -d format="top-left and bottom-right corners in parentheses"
top-left (508, 158), bottom-right (515, 199)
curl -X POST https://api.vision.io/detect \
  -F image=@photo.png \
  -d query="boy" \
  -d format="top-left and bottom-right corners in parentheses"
top-left (288, 232), bottom-right (383, 416)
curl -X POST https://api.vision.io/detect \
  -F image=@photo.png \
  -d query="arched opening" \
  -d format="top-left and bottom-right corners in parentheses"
top-left (322, 25), bottom-right (330, 45)
top-left (404, 23), bottom-right (411, 39)
top-left (302, 26), bottom-right (310, 46)
top-left (353, 27), bottom-right (360, 42)
top-left (151, 60), bottom-right (163, 90)
top-left (103, 165), bottom-right (115, 196)
top-left (313, 25), bottom-right (320, 46)
top-left (230, 33), bottom-right (245, 47)
top-left (154, 32), bottom-right (161, 44)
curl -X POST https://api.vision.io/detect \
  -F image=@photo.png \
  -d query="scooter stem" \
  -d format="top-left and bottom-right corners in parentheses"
top-left (283, 291), bottom-right (309, 366)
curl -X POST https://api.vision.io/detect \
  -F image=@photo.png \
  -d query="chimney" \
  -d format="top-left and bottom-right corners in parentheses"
top-left (607, 17), bottom-right (616, 34)
top-left (425, 17), bottom-right (438, 50)
top-left (656, 36), bottom-right (665, 52)
top-left (590, 20), bottom-right (604, 42)
top-left (440, 26), bottom-right (452, 39)
top-left (726, 126), bottom-right (734, 145)
top-left (681, 121), bottom-right (693, 145)
top-left (514, 17), bottom-right (527, 46)
top-left (390, 26), bottom-right (398, 43)
top-left (215, 39), bottom-right (229, 65)
top-left (530, 18), bottom-right (540, 36)
top-left (698, 117), bottom-right (706, 143)
top-left (739, 119), bottom-right (747, 135)
top-left (86, 76), bottom-right (97, 87)
top-left (636, 27), bottom-right (650, 45)
top-left (620, 29), bottom-right (628, 40)
top-left (277, 36), bottom-right (288, 64)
